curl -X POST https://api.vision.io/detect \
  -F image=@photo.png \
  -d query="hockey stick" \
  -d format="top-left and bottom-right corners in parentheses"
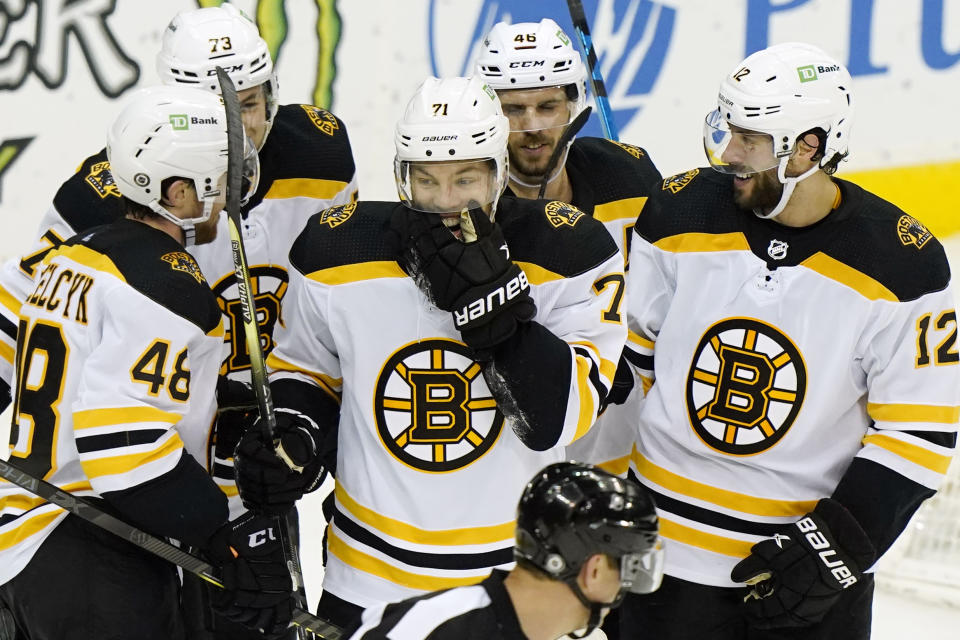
top-left (538, 105), bottom-right (592, 199)
top-left (566, 0), bottom-right (619, 141)
top-left (216, 67), bottom-right (312, 640)
top-left (0, 457), bottom-right (344, 639)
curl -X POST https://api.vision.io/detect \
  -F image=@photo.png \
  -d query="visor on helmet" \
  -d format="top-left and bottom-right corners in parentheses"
top-left (703, 108), bottom-right (779, 176)
top-left (620, 539), bottom-right (665, 595)
top-left (395, 158), bottom-right (501, 215)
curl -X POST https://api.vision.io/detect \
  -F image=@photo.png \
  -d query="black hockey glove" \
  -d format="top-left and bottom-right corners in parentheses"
top-left (204, 512), bottom-right (294, 636)
top-left (730, 498), bottom-right (876, 629)
top-left (393, 204), bottom-right (536, 358)
top-left (214, 377), bottom-right (259, 463)
top-left (234, 408), bottom-right (328, 516)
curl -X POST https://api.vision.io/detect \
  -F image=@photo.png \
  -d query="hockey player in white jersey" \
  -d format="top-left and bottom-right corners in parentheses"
top-left (231, 75), bottom-right (626, 633)
top-left (0, 5), bottom-right (357, 445)
top-left (619, 43), bottom-right (960, 639)
top-left (476, 19), bottom-right (662, 474)
top-left (0, 87), bottom-right (294, 639)
top-left (350, 462), bottom-right (663, 640)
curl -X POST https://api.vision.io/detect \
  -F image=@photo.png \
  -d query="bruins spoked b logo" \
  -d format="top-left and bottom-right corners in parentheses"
top-left (686, 318), bottom-right (806, 455)
top-left (375, 339), bottom-right (503, 472)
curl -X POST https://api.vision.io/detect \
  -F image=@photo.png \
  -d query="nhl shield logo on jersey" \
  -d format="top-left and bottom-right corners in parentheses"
top-left (300, 105), bottom-right (340, 136)
top-left (686, 317), bottom-right (807, 455)
top-left (319, 203), bottom-right (356, 229)
top-left (374, 339), bottom-right (504, 473)
top-left (84, 161), bottom-right (120, 199)
top-left (662, 169), bottom-right (700, 194)
top-left (897, 215), bottom-right (933, 250)
top-left (545, 201), bottom-right (586, 229)
top-left (161, 252), bottom-right (205, 284)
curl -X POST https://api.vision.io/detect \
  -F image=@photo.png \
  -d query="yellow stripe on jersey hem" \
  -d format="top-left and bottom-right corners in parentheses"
top-left (263, 178), bottom-right (350, 201)
top-left (800, 253), bottom-right (898, 301)
top-left (51, 244), bottom-right (126, 283)
top-left (307, 261), bottom-right (406, 285)
top-left (335, 484), bottom-right (514, 546)
top-left (627, 330), bottom-right (654, 350)
top-left (266, 352), bottom-right (342, 403)
top-left (516, 262), bottom-right (562, 285)
top-left (0, 339), bottom-right (13, 366)
top-left (658, 517), bottom-right (754, 558)
top-left (73, 406), bottom-right (182, 430)
top-left (867, 402), bottom-right (960, 425)
top-left (653, 232), bottom-right (749, 254)
top-left (862, 434), bottom-right (953, 474)
top-left (573, 354), bottom-right (597, 442)
top-left (0, 508), bottom-right (63, 552)
top-left (0, 481), bottom-right (93, 552)
top-left (80, 432), bottom-right (184, 479)
top-left (597, 454), bottom-right (632, 476)
top-left (0, 282), bottom-right (21, 316)
top-left (593, 197), bottom-right (648, 223)
top-left (327, 529), bottom-right (489, 591)
top-left (631, 449), bottom-right (817, 517)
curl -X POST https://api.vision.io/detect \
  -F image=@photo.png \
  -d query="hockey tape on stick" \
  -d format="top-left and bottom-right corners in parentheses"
top-left (538, 105), bottom-right (592, 199)
top-left (216, 67), bottom-right (312, 639)
top-left (0, 457), bottom-right (344, 639)
top-left (566, 0), bottom-right (618, 141)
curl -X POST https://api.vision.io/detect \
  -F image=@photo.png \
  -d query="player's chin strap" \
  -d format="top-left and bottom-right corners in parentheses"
top-left (753, 156), bottom-right (820, 220)
top-left (148, 199), bottom-right (213, 247)
top-left (563, 578), bottom-right (622, 639)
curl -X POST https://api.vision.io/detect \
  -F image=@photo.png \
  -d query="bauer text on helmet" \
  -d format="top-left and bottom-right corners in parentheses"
top-left (394, 76), bottom-right (509, 228)
top-left (703, 43), bottom-right (853, 219)
top-left (156, 3), bottom-right (279, 149)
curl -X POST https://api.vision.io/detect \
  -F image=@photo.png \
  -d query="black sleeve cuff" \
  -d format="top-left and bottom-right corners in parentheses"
top-left (101, 453), bottom-right (228, 547)
top-left (830, 457), bottom-right (935, 558)
top-left (486, 320), bottom-right (573, 451)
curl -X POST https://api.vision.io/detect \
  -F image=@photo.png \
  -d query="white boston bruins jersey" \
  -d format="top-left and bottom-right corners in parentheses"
top-left (268, 198), bottom-right (625, 608)
top-left (538, 138), bottom-right (660, 473)
top-left (624, 169), bottom-right (960, 587)
top-left (0, 220), bottom-right (225, 585)
top-left (0, 104), bottom-right (357, 511)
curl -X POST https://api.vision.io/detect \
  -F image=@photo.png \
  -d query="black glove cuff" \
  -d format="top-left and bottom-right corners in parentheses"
top-left (451, 263), bottom-right (531, 332)
top-left (812, 498), bottom-right (877, 571)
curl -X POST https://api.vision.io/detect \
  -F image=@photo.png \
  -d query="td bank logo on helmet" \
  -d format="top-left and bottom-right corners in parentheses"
top-left (428, 0), bottom-right (676, 136)
top-left (168, 114), bottom-right (219, 130)
top-left (797, 64), bottom-right (842, 82)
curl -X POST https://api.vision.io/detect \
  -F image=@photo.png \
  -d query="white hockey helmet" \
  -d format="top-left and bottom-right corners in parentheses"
top-left (156, 3), bottom-right (278, 148)
top-left (107, 85), bottom-right (260, 245)
top-left (476, 18), bottom-right (588, 117)
top-left (704, 42), bottom-right (854, 218)
top-left (394, 76), bottom-right (510, 216)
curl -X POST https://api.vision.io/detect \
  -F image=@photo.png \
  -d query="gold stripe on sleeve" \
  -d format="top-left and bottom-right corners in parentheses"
top-left (264, 178), bottom-right (350, 201)
top-left (867, 402), bottom-right (960, 425)
top-left (862, 433), bottom-right (953, 474)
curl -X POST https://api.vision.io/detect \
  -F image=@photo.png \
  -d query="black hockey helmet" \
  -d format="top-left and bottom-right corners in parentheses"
top-left (516, 461), bottom-right (663, 595)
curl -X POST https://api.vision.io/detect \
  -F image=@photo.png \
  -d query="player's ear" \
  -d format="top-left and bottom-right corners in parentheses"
top-left (161, 178), bottom-right (192, 207)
